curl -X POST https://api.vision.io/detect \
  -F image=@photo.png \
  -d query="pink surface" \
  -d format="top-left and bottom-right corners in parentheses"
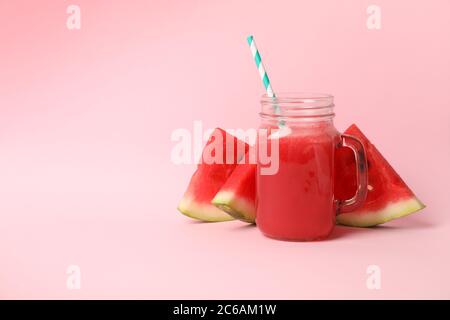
top-left (0, 0), bottom-right (449, 299)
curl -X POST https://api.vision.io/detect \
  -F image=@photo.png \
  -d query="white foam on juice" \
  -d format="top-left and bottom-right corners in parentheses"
top-left (268, 126), bottom-right (292, 139)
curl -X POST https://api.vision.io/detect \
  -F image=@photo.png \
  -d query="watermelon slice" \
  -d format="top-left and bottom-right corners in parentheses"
top-left (212, 152), bottom-right (256, 223)
top-left (335, 124), bottom-right (425, 227)
top-left (178, 128), bottom-right (249, 222)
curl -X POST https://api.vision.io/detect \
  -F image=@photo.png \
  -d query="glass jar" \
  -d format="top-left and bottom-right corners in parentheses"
top-left (256, 93), bottom-right (368, 241)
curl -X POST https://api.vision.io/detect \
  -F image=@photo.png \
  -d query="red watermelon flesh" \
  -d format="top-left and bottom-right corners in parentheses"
top-left (178, 128), bottom-right (249, 222)
top-left (212, 150), bottom-right (256, 223)
top-left (335, 124), bottom-right (425, 227)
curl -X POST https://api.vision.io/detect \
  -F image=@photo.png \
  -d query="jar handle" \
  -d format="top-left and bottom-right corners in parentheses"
top-left (337, 134), bottom-right (369, 213)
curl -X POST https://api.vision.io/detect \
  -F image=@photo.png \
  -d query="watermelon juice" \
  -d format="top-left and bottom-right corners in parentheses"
top-left (256, 93), bottom-right (368, 241)
top-left (257, 124), bottom-right (339, 240)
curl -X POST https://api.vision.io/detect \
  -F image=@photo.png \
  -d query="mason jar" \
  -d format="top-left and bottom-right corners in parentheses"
top-left (256, 93), bottom-right (368, 241)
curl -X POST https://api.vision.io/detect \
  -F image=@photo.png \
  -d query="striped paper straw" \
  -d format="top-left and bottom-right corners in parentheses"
top-left (247, 35), bottom-right (284, 126)
top-left (247, 35), bottom-right (275, 98)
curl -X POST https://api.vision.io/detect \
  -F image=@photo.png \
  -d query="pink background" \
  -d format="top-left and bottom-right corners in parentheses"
top-left (0, 0), bottom-right (449, 299)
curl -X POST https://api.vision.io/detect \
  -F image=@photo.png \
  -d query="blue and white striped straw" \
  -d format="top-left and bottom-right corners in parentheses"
top-left (247, 35), bottom-right (284, 126)
top-left (247, 35), bottom-right (275, 98)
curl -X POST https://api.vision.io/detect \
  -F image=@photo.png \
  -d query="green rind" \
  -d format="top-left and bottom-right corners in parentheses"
top-left (178, 196), bottom-right (234, 222)
top-left (212, 191), bottom-right (256, 224)
top-left (336, 197), bottom-right (425, 227)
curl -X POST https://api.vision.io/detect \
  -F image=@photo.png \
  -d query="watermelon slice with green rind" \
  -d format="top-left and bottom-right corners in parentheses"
top-left (212, 157), bottom-right (256, 223)
top-left (178, 128), bottom-right (249, 222)
top-left (335, 124), bottom-right (425, 227)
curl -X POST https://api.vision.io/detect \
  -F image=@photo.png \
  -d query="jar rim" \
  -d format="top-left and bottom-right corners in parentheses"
top-left (261, 92), bottom-right (333, 107)
top-left (260, 92), bottom-right (335, 120)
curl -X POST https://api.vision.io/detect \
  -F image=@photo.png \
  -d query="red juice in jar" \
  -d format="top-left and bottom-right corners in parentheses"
top-left (256, 93), bottom-right (368, 241)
